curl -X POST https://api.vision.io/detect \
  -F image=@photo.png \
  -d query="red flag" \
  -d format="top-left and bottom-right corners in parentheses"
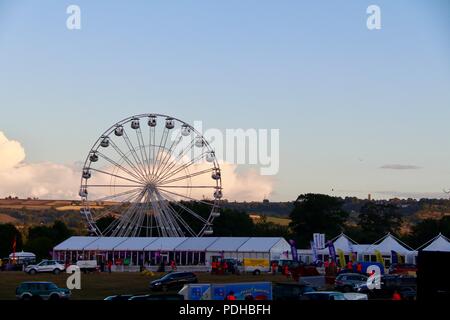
top-left (12, 236), bottom-right (17, 263)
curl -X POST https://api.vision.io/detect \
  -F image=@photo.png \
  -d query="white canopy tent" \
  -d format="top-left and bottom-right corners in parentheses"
top-left (53, 236), bottom-right (291, 268)
top-left (360, 233), bottom-right (416, 264)
top-left (9, 251), bottom-right (36, 263)
top-left (418, 233), bottom-right (450, 252)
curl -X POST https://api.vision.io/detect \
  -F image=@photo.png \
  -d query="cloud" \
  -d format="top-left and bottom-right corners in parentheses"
top-left (379, 164), bottom-right (422, 170)
top-left (0, 132), bottom-right (25, 170)
top-left (0, 131), bottom-right (273, 201)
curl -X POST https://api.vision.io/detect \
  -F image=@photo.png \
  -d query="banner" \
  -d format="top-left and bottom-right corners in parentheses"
top-left (12, 236), bottom-right (16, 263)
top-left (313, 233), bottom-right (325, 250)
top-left (391, 250), bottom-right (398, 264)
top-left (337, 249), bottom-right (346, 268)
top-left (289, 240), bottom-right (298, 262)
top-left (327, 240), bottom-right (336, 262)
top-left (375, 250), bottom-right (385, 267)
top-left (310, 241), bottom-right (318, 263)
top-left (348, 242), bottom-right (357, 262)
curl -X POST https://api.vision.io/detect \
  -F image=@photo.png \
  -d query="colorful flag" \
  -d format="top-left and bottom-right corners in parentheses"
top-left (310, 241), bottom-right (318, 263)
top-left (327, 240), bottom-right (337, 262)
top-left (289, 240), bottom-right (298, 262)
top-left (391, 250), bottom-right (398, 264)
top-left (337, 249), bottom-right (346, 268)
top-left (12, 236), bottom-right (17, 264)
top-left (375, 250), bottom-right (385, 267)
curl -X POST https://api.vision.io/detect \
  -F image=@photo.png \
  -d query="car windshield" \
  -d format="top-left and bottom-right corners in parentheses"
top-left (48, 283), bottom-right (58, 289)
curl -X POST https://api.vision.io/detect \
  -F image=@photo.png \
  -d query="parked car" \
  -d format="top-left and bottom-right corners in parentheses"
top-left (149, 272), bottom-right (198, 291)
top-left (302, 291), bottom-right (346, 300)
top-left (104, 294), bottom-right (134, 301)
top-left (355, 274), bottom-right (416, 300)
top-left (335, 273), bottom-right (368, 292)
top-left (24, 260), bottom-right (65, 275)
top-left (129, 294), bottom-right (184, 300)
top-left (16, 281), bottom-right (71, 300)
top-left (388, 263), bottom-right (417, 275)
top-left (273, 282), bottom-right (316, 300)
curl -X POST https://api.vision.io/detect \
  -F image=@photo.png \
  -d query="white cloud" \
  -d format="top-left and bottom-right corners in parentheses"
top-left (0, 131), bottom-right (274, 201)
top-left (380, 164), bottom-right (422, 170)
top-left (0, 132), bottom-right (25, 170)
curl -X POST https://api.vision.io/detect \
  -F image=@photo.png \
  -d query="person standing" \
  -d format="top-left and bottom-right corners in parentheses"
top-left (225, 291), bottom-right (236, 300)
top-left (392, 290), bottom-right (402, 300)
top-left (356, 262), bottom-right (363, 274)
top-left (271, 261), bottom-right (277, 275)
top-left (107, 260), bottom-right (112, 274)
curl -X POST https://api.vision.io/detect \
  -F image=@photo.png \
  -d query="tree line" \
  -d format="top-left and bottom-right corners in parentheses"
top-left (1, 193), bottom-right (449, 259)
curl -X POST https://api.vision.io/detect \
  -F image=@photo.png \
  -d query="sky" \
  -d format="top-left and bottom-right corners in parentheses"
top-left (0, 0), bottom-right (449, 201)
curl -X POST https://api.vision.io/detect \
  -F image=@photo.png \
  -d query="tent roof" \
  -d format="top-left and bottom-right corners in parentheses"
top-left (53, 236), bottom-right (100, 251)
top-left (237, 237), bottom-right (285, 252)
top-left (143, 237), bottom-right (188, 251)
top-left (113, 238), bottom-right (158, 251)
top-left (423, 234), bottom-right (450, 252)
top-left (9, 251), bottom-right (35, 258)
top-left (175, 237), bottom-right (219, 251)
top-left (84, 237), bottom-right (128, 250)
top-left (207, 237), bottom-right (251, 251)
top-left (54, 236), bottom-right (290, 252)
top-left (364, 234), bottom-right (413, 254)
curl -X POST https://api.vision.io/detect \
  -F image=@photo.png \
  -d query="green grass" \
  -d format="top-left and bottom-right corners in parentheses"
top-left (0, 272), bottom-right (294, 300)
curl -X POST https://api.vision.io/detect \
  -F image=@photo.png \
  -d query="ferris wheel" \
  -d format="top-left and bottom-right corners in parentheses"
top-left (79, 114), bottom-right (222, 237)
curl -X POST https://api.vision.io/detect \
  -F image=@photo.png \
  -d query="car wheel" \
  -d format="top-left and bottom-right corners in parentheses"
top-left (53, 269), bottom-right (61, 275)
top-left (343, 286), bottom-right (353, 293)
top-left (22, 294), bottom-right (32, 301)
top-left (49, 294), bottom-right (60, 301)
top-left (29, 269), bottom-right (37, 275)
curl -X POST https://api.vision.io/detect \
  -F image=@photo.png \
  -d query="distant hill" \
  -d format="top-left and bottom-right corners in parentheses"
top-left (1, 197), bottom-right (450, 232)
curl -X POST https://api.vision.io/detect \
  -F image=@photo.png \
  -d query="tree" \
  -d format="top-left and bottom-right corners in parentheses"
top-left (213, 209), bottom-right (255, 236)
top-left (406, 216), bottom-right (450, 248)
top-left (0, 223), bottom-right (23, 258)
top-left (356, 202), bottom-right (403, 242)
top-left (289, 194), bottom-right (349, 247)
top-left (25, 221), bottom-right (73, 260)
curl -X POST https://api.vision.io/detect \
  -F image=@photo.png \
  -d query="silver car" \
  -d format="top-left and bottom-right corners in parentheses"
top-left (24, 260), bottom-right (65, 275)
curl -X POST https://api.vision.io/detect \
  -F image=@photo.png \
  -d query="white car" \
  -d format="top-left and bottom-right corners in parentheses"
top-left (25, 260), bottom-right (65, 275)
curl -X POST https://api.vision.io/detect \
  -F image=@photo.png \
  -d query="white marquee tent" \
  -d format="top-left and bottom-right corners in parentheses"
top-left (419, 233), bottom-right (450, 252)
top-left (53, 236), bottom-right (291, 268)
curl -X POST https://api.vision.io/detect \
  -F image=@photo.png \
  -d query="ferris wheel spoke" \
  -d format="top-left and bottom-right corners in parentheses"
top-left (158, 187), bottom-right (215, 206)
top-left (155, 191), bottom-right (191, 236)
top-left (148, 192), bottom-right (165, 236)
top-left (136, 127), bottom-right (150, 178)
top-left (159, 168), bottom-right (213, 185)
top-left (112, 191), bottom-right (146, 237)
top-left (158, 190), bottom-right (209, 225)
top-left (86, 184), bottom-right (143, 188)
top-left (154, 130), bottom-right (183, 179)
top-left (122, 129), bottom-right (148, 180)
top-left (152, 128), bottom-right (169, 177)
top-left (155, 191), bottom-right (186, 236)
top-left (160, 185), bottom-right (217, 188)
top-left (91, 187), bottom-right (143, 202)
top-left (156, 138), bottom-right (196, 181)
top-left (88, 168), bottom-right (143, 185)
top-left (96, 151), bottom-right (146, 183)
top-left (108, 139), bottom-right (147, 182)
top-left (91, 188), bottom-right (141, 220)
top-left (102, 190), bottom-right (144, 235)
top-left (157, 152), bottom-right (208, 183)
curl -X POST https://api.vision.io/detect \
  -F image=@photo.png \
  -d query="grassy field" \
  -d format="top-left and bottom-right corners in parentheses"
top-left (0, 271), bottom-right (294, 300)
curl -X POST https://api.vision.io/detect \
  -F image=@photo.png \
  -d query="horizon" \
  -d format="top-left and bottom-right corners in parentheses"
top-left (1, 0), bottom-right (450, 201)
